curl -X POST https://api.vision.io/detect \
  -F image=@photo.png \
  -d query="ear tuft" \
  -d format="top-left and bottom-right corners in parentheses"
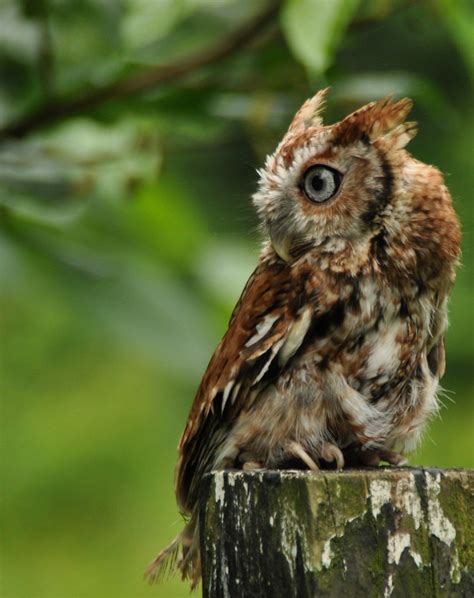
top-left (334, 96), bottom-right (415, 146)
top-left (382, 120), bottom-right (418, 150)
top-left (287, 88), bottom-right (329, 134)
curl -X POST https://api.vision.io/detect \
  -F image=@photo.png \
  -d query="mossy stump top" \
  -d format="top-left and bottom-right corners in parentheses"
top-left (199, 467), bottom-right (473, 597)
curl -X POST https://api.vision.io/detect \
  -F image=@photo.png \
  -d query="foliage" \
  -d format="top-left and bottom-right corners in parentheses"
top-left (281, 0), bottom-right (361, 73)
top-left (1, 1), bottom-right (473, 596)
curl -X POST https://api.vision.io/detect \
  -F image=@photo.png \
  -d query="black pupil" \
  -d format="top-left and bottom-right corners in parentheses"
top-left (311, 173), bottom-right (325, 192)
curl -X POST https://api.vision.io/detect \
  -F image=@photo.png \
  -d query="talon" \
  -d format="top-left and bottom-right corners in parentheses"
top-left (288, 441), bottom-right (319, 471)
top-left (242, 460), bottom-right (264, 471)
top-left (321, 442), bottom-right (345, 469)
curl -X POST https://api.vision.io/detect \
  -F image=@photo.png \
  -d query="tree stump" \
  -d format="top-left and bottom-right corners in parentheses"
top-left (199, 468), bottom-right (473, 597)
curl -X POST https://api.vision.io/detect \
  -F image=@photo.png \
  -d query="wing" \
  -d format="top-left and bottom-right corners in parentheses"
top-left (175, 254), bottom-right (315, 513)
top-left (426, 293), bottom-right (449, 379)
top-left (427, 336), bottom-right (445, 379)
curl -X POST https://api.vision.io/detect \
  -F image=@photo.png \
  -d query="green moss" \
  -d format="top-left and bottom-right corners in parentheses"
top-left (437, 474), bottom-right (474, 572)
top-left (400, 511), bottom-right (431, 566)
top-left (323, 473), bottom-right (369, 532)
top-left (301, 473), bottom-right (370, 572)
top-left (202, 470), bottom-right (474, 597)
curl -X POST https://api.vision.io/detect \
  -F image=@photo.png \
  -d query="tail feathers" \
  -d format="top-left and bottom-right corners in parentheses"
top-left (145, 520), bottom-right (201, 588)
top-left (144, 533), bottom-right (182, 584)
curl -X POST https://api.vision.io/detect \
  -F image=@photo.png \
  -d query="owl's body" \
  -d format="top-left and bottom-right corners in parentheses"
top-left (146, 91), bottom-right (460, 587)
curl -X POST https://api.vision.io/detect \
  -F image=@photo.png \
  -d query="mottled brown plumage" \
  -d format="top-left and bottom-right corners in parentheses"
top-left (145, 90), bottom-right (461, 587)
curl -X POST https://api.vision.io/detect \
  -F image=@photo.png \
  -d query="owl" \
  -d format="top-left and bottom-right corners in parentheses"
top-left (145, 90), bottom-right (461, 587)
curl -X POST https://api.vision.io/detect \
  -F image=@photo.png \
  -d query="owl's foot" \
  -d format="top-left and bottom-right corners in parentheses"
top-left (320, 442), bottom-right (345, 469)
top-left (288, 441), bottom-right (319, 471)
top-left (242, 460), bottom-right (264, 471)
top-left (342, 446), bottom-right (407, 467)
top-left (361, 449), bottom-right (407, 467)
top-left (378, 449), bottom-right (407, 466)
top-left (239, 451), bottom-right (264, 470)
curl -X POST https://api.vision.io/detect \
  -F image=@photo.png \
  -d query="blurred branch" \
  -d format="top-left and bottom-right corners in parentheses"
top-left (0, 0), bottom-right (282, 140)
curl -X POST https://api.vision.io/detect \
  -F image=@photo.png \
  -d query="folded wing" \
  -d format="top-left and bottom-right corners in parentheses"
top-left (175, 255), bottom-right (314, 513)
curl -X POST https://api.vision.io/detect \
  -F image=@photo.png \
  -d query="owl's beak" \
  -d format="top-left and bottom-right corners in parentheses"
top-left (270, 230), bottom-right (292, 262)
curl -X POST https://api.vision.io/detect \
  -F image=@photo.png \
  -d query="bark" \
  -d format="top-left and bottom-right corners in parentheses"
top-left (200, 468), bottom-right (473, 597)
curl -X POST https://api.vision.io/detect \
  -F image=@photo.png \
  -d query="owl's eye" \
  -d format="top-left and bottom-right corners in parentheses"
top-left (302, 165), bottom-right (342, 203)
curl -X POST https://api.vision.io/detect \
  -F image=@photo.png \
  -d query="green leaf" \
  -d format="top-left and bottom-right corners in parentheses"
top-left (434, 0), bottom-right (474, 78)
top-left (122, 0), bottom-right (187, 50)
top-left (281, 0), bottom-right (360, 74)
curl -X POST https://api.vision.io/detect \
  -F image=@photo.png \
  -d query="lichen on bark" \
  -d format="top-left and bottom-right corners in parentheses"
top-left (200, 468), bottom-right (474, 598)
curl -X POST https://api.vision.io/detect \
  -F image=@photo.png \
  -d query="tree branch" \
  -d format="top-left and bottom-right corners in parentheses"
top-left (0, 0), bottom-right (282, 140)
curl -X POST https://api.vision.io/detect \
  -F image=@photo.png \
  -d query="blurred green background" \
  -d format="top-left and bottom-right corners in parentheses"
top-left (1, 1), bottom-right (473, 596)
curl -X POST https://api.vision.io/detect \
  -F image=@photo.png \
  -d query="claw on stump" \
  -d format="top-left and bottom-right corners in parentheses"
top-left (320, 442), bottom-right (345, 469)
top-left (288, 441), bottom-right (319, 471)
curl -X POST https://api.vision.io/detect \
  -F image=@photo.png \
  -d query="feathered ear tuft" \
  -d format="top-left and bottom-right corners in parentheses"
top-left (382, 120), bottom-right (418, 150)
top-left (286, 88), bottom-right (329, 134)
top-left (333, 96), bottom-right (415, 146)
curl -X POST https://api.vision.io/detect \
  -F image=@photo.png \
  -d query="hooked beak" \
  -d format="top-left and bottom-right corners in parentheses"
top-left (269, 226), bottom-right (292, 262)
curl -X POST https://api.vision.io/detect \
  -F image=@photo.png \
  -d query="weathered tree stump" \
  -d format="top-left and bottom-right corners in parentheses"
top-left (199, 468), bottom-right (473, 597)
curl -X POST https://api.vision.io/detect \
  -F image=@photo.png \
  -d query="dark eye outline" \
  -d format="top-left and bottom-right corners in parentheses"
top-left (300, 164), bottom-right (343, 204)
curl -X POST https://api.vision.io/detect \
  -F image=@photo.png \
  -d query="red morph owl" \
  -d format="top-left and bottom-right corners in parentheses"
top-left (146, 90), bottom-right (461, 587)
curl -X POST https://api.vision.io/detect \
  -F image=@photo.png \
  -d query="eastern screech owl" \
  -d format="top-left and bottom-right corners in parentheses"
top-left (146, 90), bottom-right (460, 587)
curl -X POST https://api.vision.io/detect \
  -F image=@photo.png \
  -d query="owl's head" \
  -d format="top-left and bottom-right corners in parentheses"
top-left (253, 89), bottom-right (417, 261)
